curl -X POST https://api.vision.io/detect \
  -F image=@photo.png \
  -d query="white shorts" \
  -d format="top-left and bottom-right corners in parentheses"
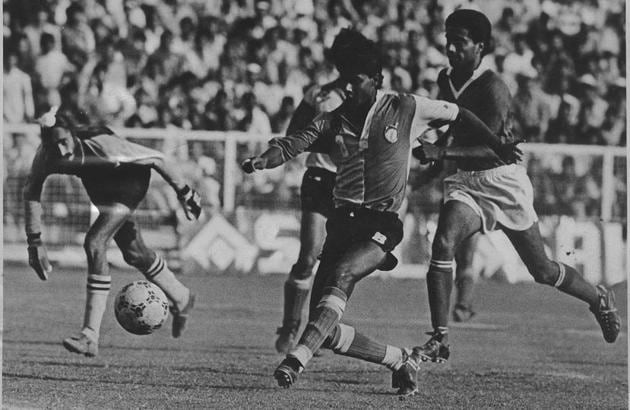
top-left (443, 164), bottom-right (538, 233)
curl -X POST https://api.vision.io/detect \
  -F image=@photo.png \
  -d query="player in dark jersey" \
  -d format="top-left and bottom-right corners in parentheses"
top-left (409, 9), bottom-right (621, 366)
top-left (274, 78), bottom-right (345, 354)
top-left (242, 28), bottom-right (521, 395)
top-left (24, 107), bottom-right (201, 357)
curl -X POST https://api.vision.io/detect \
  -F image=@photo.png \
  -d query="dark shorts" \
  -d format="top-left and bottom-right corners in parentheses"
top-left (81, 164), bottom-right (151, 209)
top-left (301, 167), bottom-right (335, 217)
top-left (323, 207), bottom-right (403, 258)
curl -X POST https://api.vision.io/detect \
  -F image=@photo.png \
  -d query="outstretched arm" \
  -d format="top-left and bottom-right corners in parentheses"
top-left (242, 116), bottom-right (328, 173)
top-left (150, 156), bottom-right (201, 220)
top-left (23, 150), bottom-right (53, 280)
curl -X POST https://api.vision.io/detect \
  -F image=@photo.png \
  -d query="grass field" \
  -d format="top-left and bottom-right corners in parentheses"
top-left (3, 262), bottom-right (628, 409)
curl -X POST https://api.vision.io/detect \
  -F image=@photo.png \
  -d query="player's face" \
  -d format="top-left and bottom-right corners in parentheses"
top-left (51, 127), bottom-right (76, 160)
top-left (345, 73), bottom-right (378, 108)
top-left (445, 27), bottom-right (483, 70)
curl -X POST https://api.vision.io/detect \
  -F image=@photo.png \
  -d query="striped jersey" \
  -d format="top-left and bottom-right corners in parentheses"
top-left (270, 90), bottom-right (459, 213)
top-left (24, 132), bottom-right (163, 202)
top-left (437, 68), bottom-right (516, 171)
top-left (302, 82), bottom-right (345, 173)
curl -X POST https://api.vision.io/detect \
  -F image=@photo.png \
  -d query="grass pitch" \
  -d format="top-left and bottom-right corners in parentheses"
top-left (3, 263), bottom-right (627, 409)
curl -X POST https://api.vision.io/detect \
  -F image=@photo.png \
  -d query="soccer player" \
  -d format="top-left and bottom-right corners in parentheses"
top-left (410, 9), bottom-right (621, 365)
top-left (242, 29), bottom-right (521, 395)
top-left (275, 76), bottom-right (346, 353)
top-left (23, 107), bottom-right (201, 357)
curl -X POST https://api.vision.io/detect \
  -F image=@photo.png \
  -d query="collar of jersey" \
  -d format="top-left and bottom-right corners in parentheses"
top-left (446, 68), bottom-right (488, 99)
top-left (358, 90), bottom-right (394, 151)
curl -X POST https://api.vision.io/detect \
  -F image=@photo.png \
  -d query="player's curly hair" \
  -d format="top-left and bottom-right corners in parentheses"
top-left (445, 9), bottom-right (495, 55)
top-left (330, 28), bottom-right (384, 88)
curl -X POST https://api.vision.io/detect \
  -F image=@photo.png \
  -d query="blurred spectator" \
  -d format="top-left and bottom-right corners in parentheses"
top-left (34, 32), bottom-right (74, 108)
top-left (3, 47), bottom-right (35, 123)
top-left (147, 30), bottom-right (184, 81)
top-left (511, 68), bottom-right (552, 143)
top-left (203, 89), bottom-right (236, 131)
top-left (83, 62), bottom-right (136, 126)
top-left (601, 80), bottom-right (626, 147)
top-left (527, 156), bottom-right (558, 215)
top-left (575, 74), bottom-right (608, 145)
top-left (271, 96), bottom-right (295, 133)
top-left (24, 8), bottom-right (62, 56)
top-left (61, 2), bottom-right (95, 68)
top-left (237, 91), bottom-right (271, 136)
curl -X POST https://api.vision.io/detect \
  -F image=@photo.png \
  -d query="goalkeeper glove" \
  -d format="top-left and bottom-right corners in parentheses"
top-left (177, 185), bottom-right (202, 220)
top-left (27, 233), bottom-right (52, 281)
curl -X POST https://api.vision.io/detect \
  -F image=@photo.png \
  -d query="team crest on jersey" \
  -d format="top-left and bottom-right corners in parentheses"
top-left (384, 123), bottom-right (398, 143)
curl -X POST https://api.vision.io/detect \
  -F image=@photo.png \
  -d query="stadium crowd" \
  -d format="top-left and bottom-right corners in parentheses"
top-left (3, 0), bottom-right (626, 226)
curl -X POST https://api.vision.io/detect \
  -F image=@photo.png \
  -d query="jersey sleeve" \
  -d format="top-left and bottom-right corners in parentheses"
top-left (409, 95), bottom-right (459, 138)
top-left (268, 113), bottom-right (331, 161)
top-left (82, 134), bottom-right (164, 166)
top-left (23, 146), bottom-right (51, 202)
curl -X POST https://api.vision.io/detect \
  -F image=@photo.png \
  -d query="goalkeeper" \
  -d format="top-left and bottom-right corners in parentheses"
top-left (23, 107), bottom-right (201, 357)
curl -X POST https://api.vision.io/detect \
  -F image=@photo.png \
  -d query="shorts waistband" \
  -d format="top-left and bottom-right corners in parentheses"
top-left (456, 164), bottom-right (519, 177)
top-left (334, 204), bottom-right (398, 219)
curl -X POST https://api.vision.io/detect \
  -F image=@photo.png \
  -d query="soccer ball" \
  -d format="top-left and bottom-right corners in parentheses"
top-left (114, 280), bottom-right (170, 335)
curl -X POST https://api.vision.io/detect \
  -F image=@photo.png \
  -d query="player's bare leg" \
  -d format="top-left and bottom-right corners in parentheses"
top-left (453, 233), bottom-right (479, 322)
top-left (114, 219), bottom-right (194, 338)
top-left (503, 223), bottom-right (621, 343)
top-left (63, 203), bottom-right (132, 357)
top-left (275, 241), bottom-right (394, 386)
top-left (276, 210), bottom-right (327, 353)
top-left (414, 201), bottom-right (482, 363)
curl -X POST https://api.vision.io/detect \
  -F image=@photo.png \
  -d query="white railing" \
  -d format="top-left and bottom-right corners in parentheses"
top-left (4, 124), bottom-right (626, 219)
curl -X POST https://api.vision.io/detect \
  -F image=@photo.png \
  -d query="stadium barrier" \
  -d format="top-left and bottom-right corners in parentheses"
top-left (3, 124), bottom-right (627, 285)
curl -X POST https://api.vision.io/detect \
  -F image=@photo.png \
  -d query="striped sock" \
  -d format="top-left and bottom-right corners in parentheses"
top-left (290, 287), bottom-right (347, 367)
top-left (83, 274), bottom-right (111, 342)
top-left (554, 261), bottom-right (599, 306)
top-left (327, 323), bottom-right (404, 370)
top-left (427, 259), bottom-right (454, 332)
top-left (282, 276), bottom-right (313, 330)
top-left (143, 255), bottom-right (189, 308)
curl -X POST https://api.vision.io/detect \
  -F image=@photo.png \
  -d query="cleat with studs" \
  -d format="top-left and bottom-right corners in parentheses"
top-left (62, 333), bottom-right (98, 357)
top-left (391, 350), bottom-right (420, 396)
top-left (590, 285), bottom-right (621, 343)
top-left (273, 356), bottom-right (303, 388)
top-left (413, 331), bottom-right (450, 363)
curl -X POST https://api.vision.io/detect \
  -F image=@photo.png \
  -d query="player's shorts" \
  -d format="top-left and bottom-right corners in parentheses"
top-left (300, 167), bottom-right (336, 217)
top-left (322, 206), bottom-right (403, 265)
top-left (443, 164), bottom-right (538, 233)
top-left (81, 164), bottom-right (151, 209)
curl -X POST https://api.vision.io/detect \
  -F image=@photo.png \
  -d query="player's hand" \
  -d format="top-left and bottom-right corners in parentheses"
top-left (177, 185), bottom-right (202, 220)
top-left (497, 140), bottom-right (524, 164)
top-left (27, 233), bottom-right (52, 280)
top-left (241, 156), bottom-right (267, 174)
top-left (413, 142), bottom-right (443, 164)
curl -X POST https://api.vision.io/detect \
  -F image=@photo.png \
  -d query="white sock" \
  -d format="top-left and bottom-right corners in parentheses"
top-left (82, 274), bottom-right (111, 342)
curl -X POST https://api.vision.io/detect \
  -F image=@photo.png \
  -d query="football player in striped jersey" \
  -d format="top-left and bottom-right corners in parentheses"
top-left (23, 108), bottom-right (201, 357)
top-left (242, 28), bottom-right (520, 395)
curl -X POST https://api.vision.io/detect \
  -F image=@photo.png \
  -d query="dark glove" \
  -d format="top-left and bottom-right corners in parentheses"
top-left (27, 233), bottom-right (52, 281)
top-left (177, 185), bottom-right (202, 220)
top-left (412, 142), bottom-right (443, 165)
top-left (241, 156), bottom-right (267, 174)
top-left (496, 140), bottom-right (524, 164)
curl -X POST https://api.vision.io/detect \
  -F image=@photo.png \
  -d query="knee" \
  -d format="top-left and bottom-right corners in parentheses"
top-left (431, 233), bottom-right (457, 259)
top-left (333, 265), bottom-right (359, 292)
top-left (290, 254), bottom-right (319, 280)
top-left (83, 235), bottom-right (107, 259)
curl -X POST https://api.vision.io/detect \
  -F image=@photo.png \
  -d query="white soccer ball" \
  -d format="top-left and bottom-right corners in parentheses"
top-left (114, 280), bottom-right (170, 335)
